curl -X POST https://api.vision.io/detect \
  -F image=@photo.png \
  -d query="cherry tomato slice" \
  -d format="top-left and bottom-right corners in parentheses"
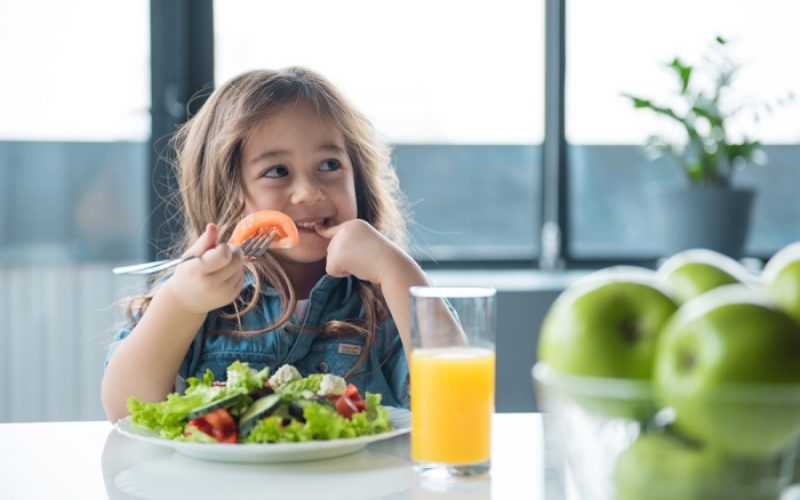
top-left (353, 398), bottom-right (367, 412)
top-left (229, 210), bottom-right (299, 249)
top-left (344, 383), bottom-right (367, 411)
top-left (345, 383), bottom-right (360, 399)
top-left (333, 384), bottom-right (368, 419)
top-left (186, 408), bottom-right (238, 443)
top-left (335, 394), bottom-right (360, 420)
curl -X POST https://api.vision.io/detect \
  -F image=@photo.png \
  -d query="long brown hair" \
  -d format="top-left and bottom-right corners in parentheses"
top-left (127, 67), bottom-right (408, 373)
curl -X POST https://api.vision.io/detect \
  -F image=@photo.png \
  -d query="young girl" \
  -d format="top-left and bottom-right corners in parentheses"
top-left (101, 67), bottom-right (429, 422)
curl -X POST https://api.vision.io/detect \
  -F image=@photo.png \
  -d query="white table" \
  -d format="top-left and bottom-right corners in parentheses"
top-left (0, 413), bottom-right (566, 500)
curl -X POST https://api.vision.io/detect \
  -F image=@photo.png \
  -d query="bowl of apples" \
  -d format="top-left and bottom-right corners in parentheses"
top-left (533, 248), bottom-right (800, 500)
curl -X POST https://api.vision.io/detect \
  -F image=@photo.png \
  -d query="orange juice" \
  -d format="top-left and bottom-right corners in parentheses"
top-left (410, 347), bottom-right (495, 464)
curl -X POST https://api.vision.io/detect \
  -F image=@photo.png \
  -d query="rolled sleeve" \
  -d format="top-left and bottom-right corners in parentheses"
top-left (103, 324), bottom-right (132, 370)
top-left (103, 320), bottom-right (198, 394)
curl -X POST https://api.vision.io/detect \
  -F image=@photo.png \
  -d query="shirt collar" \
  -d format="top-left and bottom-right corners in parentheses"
top-left (242, 271), bottom-right (357, 301)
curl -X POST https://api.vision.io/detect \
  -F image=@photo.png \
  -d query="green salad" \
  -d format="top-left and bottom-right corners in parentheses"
top-left (127, 361), bottom-right (392, 444)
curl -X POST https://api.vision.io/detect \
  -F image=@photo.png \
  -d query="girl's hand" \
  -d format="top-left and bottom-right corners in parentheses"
top-left (315, 219), bottom-right (411, 286)
top-left (317, 219), bottom-right (429, 360)
top-left (166, 223), bottom-right (245, 314)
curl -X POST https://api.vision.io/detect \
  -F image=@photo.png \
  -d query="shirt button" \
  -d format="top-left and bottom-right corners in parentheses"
top-left (317, 361), bottom-right (330, 373)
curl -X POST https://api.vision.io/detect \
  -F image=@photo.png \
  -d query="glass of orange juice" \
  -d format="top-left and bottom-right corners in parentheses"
top-left (409, 286), bottom-right (496, 478)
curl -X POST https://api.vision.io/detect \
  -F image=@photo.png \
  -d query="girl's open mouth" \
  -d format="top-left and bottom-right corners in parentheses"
top-left (294, 218), bottom-right (330, 233)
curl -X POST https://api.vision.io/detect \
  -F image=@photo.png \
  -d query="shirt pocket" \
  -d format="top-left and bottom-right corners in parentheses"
top-left (296, 336), bottom-right (368, 378)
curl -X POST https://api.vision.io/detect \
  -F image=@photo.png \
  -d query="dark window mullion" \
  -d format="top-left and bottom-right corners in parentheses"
top-left (541, 0), bottom-right (568, 270)
top-left (149, 0), bottom-right (214, 259)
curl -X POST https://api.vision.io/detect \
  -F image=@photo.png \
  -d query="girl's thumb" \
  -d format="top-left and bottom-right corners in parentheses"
top-left (202, 223), bottom-right (219, 250)
top-left (186, 223), bottom-right (218, 256)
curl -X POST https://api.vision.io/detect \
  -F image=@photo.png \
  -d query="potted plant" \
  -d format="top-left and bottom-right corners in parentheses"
top-left (624, 36), bottom-right (779, 259)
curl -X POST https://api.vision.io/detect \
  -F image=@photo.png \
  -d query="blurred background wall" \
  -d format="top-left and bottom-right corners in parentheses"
top-left (1, 0), bottom-right (798, 422)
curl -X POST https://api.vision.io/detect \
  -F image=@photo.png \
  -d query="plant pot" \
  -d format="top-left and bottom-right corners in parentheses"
top-left (649, 186), bottom-right (756, 259)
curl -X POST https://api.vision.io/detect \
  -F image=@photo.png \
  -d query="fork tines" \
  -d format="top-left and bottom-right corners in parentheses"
top-left (241, 230), bottom-right (276, 258)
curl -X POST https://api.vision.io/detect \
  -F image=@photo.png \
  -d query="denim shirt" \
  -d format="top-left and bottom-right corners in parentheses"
top-left (105, 274), bottom-right (409, 408)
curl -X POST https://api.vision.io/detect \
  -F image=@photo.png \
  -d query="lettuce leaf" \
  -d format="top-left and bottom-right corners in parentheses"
top-left (128, 392), bottom-right (208, 439)
top-left (276, 374), bottom-right (323, 401)
top-left (243, 416), bottom-right (313, 443)
top-left (224, 361), bottom-right (269, 396)
top-left (243, 393), bottom-right (391, 444)
top-left (128, 368), bottom-right (226, 438)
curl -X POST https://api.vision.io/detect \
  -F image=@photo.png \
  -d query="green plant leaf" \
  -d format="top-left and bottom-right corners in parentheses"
top-left (691, 104), bottom-right (723, 128)
top-left (622, 94), bottom-right (687, 125)
top-left (624, 35), bottom-right (787, 187)
top-left (668, 58), bottom-right (693, 94)
top-left (724, 140), bottom-right (761, 165)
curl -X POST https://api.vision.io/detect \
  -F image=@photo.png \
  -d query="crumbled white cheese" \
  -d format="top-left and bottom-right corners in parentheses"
top-left (226, 365), bottom-right (256, 388)
top-left (268, 364), bottom-right (302, 389)
top-left (318, 374), bottom-right (347, 397)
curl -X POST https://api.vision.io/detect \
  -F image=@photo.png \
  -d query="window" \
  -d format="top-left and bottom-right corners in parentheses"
top-left (566, 0), bottom-right (800, 259)
top-left (0, 0), bottom-right (150, 263)
top-left (214, 0), bottom-right (545, 262)
top-left (0, 0), bottom-right (150, 422)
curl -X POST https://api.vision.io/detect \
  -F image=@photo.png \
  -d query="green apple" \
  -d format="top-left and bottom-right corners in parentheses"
top-left (762, 241), bottom-right (800, 325)
top-left (655, 284), bottom-right (800, 458)
top-left (657, 249), bottom-right (753, 304)
top-left (540, 268), bottom-right (677, 378)
top-left (538, 268), bottom-right (677, 418)
top-left (613, 432), bottom-right (781, 500)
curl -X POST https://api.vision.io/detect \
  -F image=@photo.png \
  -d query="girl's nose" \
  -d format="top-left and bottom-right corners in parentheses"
top-left (291, 176), bottom-right (325, 204)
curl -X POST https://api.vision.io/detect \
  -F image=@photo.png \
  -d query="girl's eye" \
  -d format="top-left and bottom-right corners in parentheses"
top-left (263, 165), bottom-right (289, 178)
top-left (319, 159), bottom-right (341, 171)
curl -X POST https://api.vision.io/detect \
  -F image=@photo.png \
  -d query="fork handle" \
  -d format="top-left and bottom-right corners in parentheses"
top-left (112, 255), bottom-right (197, 275)
top-left (112, 230), bottom-right (276, 275)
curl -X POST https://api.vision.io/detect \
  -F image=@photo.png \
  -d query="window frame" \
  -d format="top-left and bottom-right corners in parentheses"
top-left (148, 0), bottom-right (796, 268)
top-left (148, 1), bottom-right (555, 268)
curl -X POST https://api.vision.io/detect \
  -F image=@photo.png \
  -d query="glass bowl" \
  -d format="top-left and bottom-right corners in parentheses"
top-left (532, 363), bottom-right (800, 500)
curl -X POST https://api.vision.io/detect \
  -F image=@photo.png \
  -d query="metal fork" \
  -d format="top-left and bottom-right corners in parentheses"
top-left (112, 232), bottom-right (276, 275)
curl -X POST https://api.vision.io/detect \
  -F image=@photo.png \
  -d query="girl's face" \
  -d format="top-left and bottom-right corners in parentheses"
top-left (240, 102), bottom-right (358, 267)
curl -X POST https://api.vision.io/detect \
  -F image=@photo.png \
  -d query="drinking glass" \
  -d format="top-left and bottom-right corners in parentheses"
top-left (409, 286), bottom-right (496, 478)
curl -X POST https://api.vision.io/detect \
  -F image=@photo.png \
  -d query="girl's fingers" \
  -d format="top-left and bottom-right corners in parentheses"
top-left (210, 256), bottom-right (245, 283)
top-left (314, 223), bottom-right (340, 239)
top-left (221, 268), bottom-right (245, 292)
top-left (201, 244), bottom-right (243, 275)
top-left (184, 223), bottom-right (219, 258)
top-left (204, 223), bottom-right (218, 249)
top-left (325, 263), bottom-right (349, 278)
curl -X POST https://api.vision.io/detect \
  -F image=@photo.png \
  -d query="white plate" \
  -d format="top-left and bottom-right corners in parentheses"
top-left (114, 407), bottom-right (410, 464)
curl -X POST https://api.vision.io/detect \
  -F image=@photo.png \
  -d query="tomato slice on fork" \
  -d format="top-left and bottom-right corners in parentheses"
top-left (229, 210), bottom-right (300, 249)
